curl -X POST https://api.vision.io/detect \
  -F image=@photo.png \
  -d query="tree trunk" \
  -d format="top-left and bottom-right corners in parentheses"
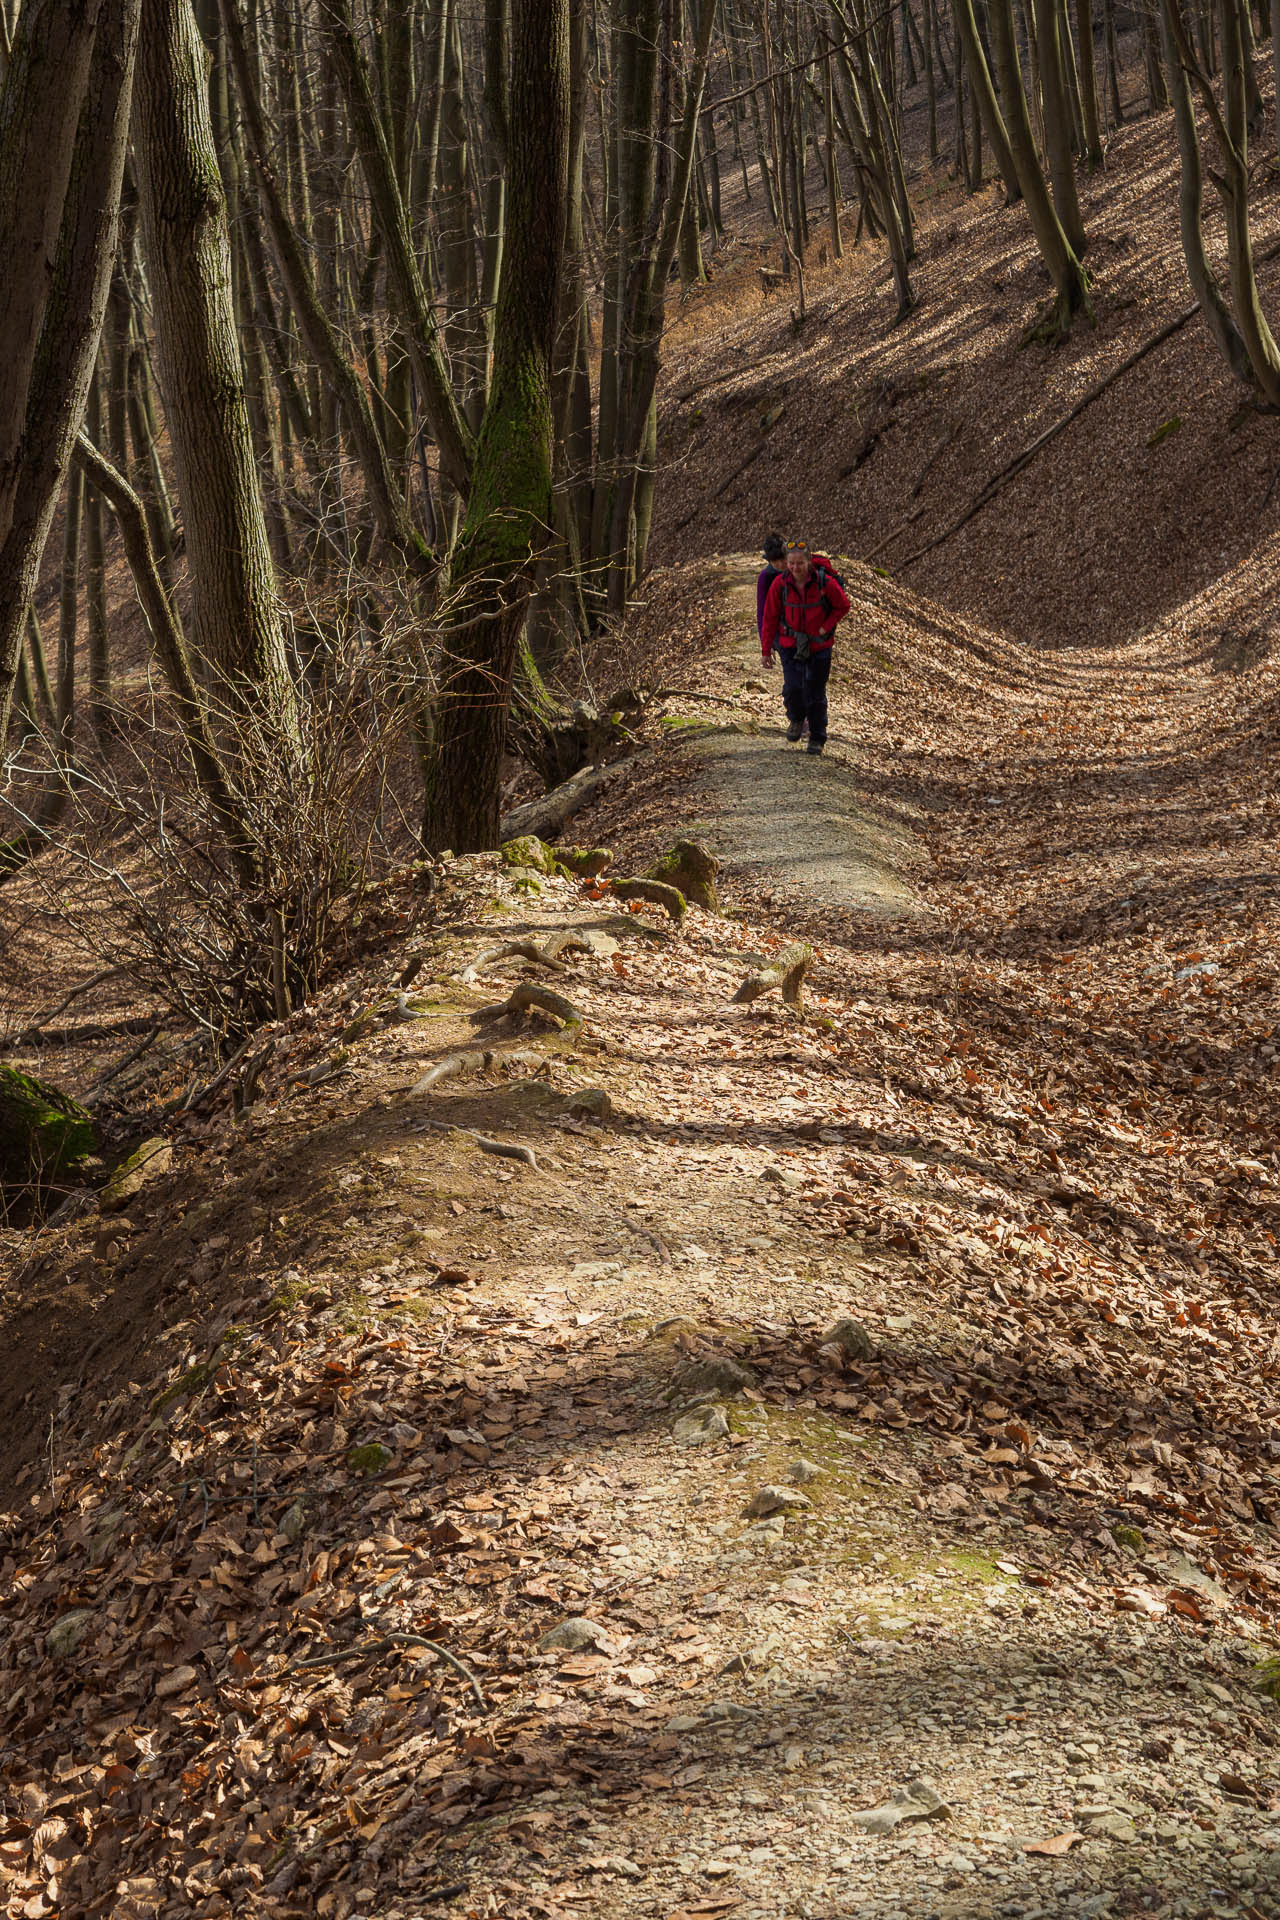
top-left (135, 0), bottom-right (294, 718)
top-left (220, 0), bottom-right (426, 565)
top-left (0, 0), bottom-right (139, 748)
top-left (421, 0), bottom-right (570, 853)
top-left (1032, 0), bottom-right (1088, 253)
top-left (1159, 0), bottom-right (1255, 385)
top-left (951, 0), bottom-right (1024, 199)
top-left (987, 0), bottom-right (1091, 329)
top-left (84, 373), bottom-right (113, 747)
top-left (1076, 0), bottom-right (1104, 162)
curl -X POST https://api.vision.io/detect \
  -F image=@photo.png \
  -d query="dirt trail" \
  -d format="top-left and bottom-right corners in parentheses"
top-left (4, 565), bottom-right (1280, 1919)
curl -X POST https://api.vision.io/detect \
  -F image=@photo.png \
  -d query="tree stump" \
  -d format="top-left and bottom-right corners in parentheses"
top-left (0, 1066), bottom-right (96, 1188)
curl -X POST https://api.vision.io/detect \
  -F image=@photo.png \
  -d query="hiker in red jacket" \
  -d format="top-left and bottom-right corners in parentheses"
top-left (760, 539), bottom-right (850, 756)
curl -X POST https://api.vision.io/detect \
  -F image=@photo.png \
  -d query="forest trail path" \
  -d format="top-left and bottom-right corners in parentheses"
top-left (4, 564), bottom-right (1280, 1918)
top-left (674, 559), bottom-right (926, 919)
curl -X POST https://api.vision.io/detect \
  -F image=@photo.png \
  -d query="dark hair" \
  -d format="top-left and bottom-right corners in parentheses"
top-left (762, 532), bottom-right (786, 562)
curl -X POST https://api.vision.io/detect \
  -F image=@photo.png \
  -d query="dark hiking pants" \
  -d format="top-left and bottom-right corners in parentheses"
top-left (780, 646), bottom-right (832, 745)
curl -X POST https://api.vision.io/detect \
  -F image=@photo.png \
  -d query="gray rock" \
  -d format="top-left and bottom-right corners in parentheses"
top-left (101, 1137), bottom-right (172, 1213)
top-left (742, 1516), bottom-right (786, 1542)
top-left (787, 1457), bottom-right (824, 1485)
top-left (673, 1405), bottom-right (730, 1448)
top-left (46, 1609), bottom-right (94, 1658)
top-left (821, 1317), bottom-right (878, 1361)
top-left (762, 1165), bottom-right (804, 1190)
top-left (676, 1354), bottom-right (757, 1396)
top-left (1080, 1812), bottom-right (1139, 1842)
top-left (539, 1616), bottom-right (610, 1653)
top-left (279, 1502), bottom-right (308, 1543)
top-left (563, 1088), bottom-right (613, 1122)
top-left (851, 1776), bottom-right (949, 1833)
top-left (743, 1484), bottom-right (811, 1519)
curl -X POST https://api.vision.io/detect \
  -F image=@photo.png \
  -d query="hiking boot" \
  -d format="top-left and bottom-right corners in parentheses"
top-left (806, 740), bottom-right (825, 755)
top-left (785, 722), bottom-right (804, 743)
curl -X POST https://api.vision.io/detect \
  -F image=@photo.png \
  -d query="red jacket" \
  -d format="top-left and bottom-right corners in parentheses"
top-left (761, 558), bottom-right (850, 662)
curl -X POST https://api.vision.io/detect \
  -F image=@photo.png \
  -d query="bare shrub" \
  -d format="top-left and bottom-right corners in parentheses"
top-left (6, 617), bottom-right (427, 1053)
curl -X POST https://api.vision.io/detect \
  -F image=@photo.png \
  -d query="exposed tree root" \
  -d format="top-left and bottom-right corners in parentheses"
top-left (469, 983), bottom-right (586, 1033)
top-left (472, 1134), bottom-right (539, 1169)
top-left (460, 931), bottom-right (592, 985)
top-left (731, 942), bottom-right (814, 1011)
top-left (612, 878), bottom-right (687, 923)
top-left (407, 1044), bottom-right (546, 1096)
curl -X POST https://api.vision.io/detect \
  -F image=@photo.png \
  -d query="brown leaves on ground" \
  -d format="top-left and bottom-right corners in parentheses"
top-left (5, 534), bottom-right (1280, 1914)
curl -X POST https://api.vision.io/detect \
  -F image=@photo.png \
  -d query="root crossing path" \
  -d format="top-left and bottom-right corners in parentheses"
top-left (4, 560), bottom-right (1280, 1920)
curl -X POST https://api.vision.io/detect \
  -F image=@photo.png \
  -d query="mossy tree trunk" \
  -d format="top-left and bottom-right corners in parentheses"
top-left (420, 0), bottom-right (570, 854)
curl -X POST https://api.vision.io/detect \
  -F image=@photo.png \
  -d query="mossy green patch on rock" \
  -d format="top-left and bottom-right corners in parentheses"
top-left (0, 1065), bottom-right (96, 1188)
top-left (347, 1442), bottom-right (393, 1475)
top-left (501, 834), bottom-right (562, 876)
top-left (101, 1137), bottom-right (172, 1213)
top-left (557, 846), bottom-right (613, 878)
top-left (645, 839), bottom-right (720, 912)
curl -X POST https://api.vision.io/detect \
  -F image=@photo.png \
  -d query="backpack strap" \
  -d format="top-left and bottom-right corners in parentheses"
top-left (780, 568), bottom-right (832, 643)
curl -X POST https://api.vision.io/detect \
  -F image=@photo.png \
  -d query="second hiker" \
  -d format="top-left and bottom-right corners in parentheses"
top-left (760, 539), bottom-right (850, 756)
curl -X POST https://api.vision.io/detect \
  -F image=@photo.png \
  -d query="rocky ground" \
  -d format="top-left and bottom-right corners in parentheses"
top-left (3, 557), bottom-right (1280, 1920)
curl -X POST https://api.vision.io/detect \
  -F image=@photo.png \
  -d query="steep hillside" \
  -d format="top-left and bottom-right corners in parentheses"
top-left (654, 97), bottom-right (1280, 655)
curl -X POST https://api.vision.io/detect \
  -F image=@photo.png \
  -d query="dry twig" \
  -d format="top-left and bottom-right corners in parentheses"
top-left (283, 1633), bottom-right (487, 1709)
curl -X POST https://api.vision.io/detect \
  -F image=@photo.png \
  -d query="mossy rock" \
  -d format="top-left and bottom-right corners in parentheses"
top-left (347, 1441), bottom-right (393, 1475)
top-left (101, 1136), bottom-right (172, 1213)
top-left (557, 846), bottom-right (613, 878)
top-left (0, 1066), bottom-right (96, 1189)
top-left (501, 835), bottom-right (562, 876)
top-left (1257, 1655), bottom-right (1280, 1702)
top-left (646, 839), bottom-right (720, 912)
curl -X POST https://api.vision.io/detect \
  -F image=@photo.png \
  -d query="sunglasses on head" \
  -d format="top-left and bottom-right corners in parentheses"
top-left (786, 541), bottom-right (810, 554)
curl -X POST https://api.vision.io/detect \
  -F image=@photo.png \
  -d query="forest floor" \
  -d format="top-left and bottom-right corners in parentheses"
top-left (3, 543), bottom-right (1280, 1920)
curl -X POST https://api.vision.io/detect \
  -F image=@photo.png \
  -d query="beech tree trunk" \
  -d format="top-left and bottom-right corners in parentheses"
top-left (135, 0), bottom-right (296, 720)
top-left (421, 0), bottom-right (570, 853)
top-left (987, 0), bottom-right (1091, 329)
top-left (0, 0), bottom-right (139, 749)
